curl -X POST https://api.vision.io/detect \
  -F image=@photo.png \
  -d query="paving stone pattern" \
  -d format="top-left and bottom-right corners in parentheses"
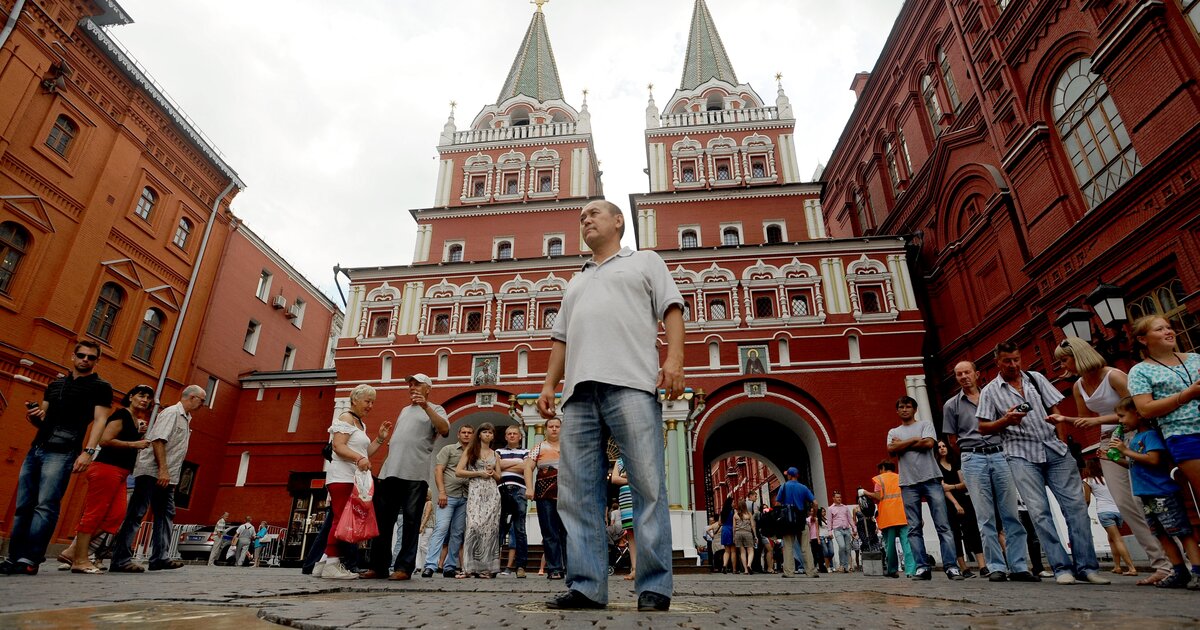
top-left (0, 566), bottom-right (1196, 629)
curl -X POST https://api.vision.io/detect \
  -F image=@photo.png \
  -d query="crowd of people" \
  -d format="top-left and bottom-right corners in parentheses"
top-left (3, 200), bottom-right (1198, 607)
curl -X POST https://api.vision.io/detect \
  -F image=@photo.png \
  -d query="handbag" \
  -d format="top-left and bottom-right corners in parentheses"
top-left (321, 441), bottom-right (334, 462)
top-left (534, 466), bottom-right (558, 500)
top-left (334, 470), bottom-right (379, 544)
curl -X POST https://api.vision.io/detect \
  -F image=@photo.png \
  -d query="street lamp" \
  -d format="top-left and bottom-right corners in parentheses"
top-left (1055, 307), bottom-right (1094, 343)
top-left (1086, 282), bottom-right (1127, 327)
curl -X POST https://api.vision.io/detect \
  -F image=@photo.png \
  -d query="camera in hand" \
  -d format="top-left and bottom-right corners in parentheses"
top-left (25, 401), bottom-right (38, 410)
top-left (1014, 402), bottom-right (1032, 413)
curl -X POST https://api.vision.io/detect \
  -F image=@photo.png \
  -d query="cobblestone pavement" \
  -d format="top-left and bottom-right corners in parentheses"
top-left (0, 566), bottom-right (1196, 629)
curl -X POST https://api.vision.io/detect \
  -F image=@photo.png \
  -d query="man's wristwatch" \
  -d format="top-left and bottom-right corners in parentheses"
top-left (84, 447), bottom-right (99, 457)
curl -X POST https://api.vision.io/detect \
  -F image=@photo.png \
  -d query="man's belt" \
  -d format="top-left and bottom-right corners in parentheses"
top-left (959, 444), bottom-right (1003, 454)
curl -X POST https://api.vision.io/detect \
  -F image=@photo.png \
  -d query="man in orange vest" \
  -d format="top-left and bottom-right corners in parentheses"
top-left (864, 460), bottom-right (913, 578)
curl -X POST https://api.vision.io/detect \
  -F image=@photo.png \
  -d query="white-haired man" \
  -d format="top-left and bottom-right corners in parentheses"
top-left (111, 385), bottom-right (206, 572)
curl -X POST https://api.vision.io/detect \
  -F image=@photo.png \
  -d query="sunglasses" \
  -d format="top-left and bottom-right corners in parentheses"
top-left (75, 352), bottom-right (99, 361)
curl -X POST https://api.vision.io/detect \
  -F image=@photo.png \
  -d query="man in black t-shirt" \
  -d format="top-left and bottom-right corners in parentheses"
top-left (1, 340), bottom-right (112, 576)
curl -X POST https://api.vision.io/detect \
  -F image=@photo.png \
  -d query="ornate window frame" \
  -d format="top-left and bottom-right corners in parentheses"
top-left (846, 255), bottom-right (899, 322)
top-left (671, 136), bottom-right (705, 189)
top-left (461, 153), bottom-right (494, 202)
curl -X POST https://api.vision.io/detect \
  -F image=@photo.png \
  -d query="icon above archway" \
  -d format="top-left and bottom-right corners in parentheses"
top-left (739, 345), bottom-right (769, 374)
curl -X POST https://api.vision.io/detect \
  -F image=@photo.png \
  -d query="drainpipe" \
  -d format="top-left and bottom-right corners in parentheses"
top-left (0, 0), bottom-right (28, 49)
top-left (151, 179), bottom-right (237, 420)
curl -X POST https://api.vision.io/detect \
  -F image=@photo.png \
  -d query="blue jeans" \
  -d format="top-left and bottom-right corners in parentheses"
top-left (535, 498), bottom-right (566, 573)
top-left (559, 383), bottom-right (672, 603)
top-left (422, 495), bottom-right (466, 571)
top-left (499, 485), bottom-right (528, 567)
top-left (7, 446), bottom-right (75, 565)
top-left (901, 479), bottom-right (958, 572)
top-left (832, 528), bottom-right (853, 569)
top-left (960, 451), bottom-right (1028, 574)
top-left (1007, 450), bottom-right (1099, 577)
top-left (111, 475), bottom-right (176, 567)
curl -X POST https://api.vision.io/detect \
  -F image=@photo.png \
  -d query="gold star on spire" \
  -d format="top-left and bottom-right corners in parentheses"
top-left (532, 0), bottom-right (549, 13)
top-left (775, 72), bottom-right (783, 83)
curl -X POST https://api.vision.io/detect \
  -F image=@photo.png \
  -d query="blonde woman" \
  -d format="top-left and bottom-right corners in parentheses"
top-left (319, 384), bottom-right (391, 580)
top-left (1050, 336), bottom-right (1171, 584)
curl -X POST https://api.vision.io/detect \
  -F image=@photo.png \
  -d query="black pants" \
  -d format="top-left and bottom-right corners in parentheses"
top-left (369, 478), bottom-right (427, 574)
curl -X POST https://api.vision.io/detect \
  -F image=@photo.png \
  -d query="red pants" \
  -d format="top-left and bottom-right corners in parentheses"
top-left (325, 482), bottom-right (352, 557)
top-left (76, 461), bottom-right (130, 534)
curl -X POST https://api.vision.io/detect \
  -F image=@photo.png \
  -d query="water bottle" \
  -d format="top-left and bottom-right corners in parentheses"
top-left (1106, 425), bottom-right (1124, 462)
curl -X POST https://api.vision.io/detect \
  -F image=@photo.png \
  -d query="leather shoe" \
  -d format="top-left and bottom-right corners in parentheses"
top-left (148, 560), bottom-right (183, 571)
top-left (546, 590), bottom-right (606, 610)
top-left (421, 568), bottom-right (434, 578)
top-left (443, 568), bottom-right (457, 578)
top-left (637, 591), bottom-right (671, 612)
top-left (388, 570), bottom-right (411, 581)
top-left (357, 569), bottom-right (383, 579)
top-left (988, 571), bottom-right (1008, 582)
top-left (1009, 571), bottom-right (1041, 582)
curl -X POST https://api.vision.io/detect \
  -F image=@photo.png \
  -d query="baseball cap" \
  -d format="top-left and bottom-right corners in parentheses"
top-left (407, 373), bottom-right (434, 387)
top-left (785, 467), bottom-right (799, 477)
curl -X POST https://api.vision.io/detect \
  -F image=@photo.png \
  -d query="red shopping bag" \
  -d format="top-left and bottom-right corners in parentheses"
top-left (334, 471), bottom-right (379, 544)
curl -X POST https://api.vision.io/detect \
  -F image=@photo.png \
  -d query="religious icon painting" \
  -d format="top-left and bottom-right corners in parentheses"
top-left (472, 354), bottom-right (500, 386)
top-left (739, 345), bottom-right (769, 375)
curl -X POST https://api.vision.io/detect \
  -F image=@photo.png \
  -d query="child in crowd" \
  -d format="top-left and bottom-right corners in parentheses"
top-left (1111, 397), bottom-right (1200, 589)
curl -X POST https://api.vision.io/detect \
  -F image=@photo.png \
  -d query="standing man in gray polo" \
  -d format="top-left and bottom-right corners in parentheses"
top-left (368, 374), bottom-right (449, 581)
top-left (976, 342), bottom-right (1108, 585)
top-left (537, 199), bottom-right (684, 612)
top-left (111, 385), bottom-right (206, 572)
top-left (942, 361), bottom-right (1037, 583)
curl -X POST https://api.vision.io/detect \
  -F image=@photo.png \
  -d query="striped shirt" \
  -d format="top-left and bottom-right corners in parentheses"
top-left (496, 447), bottom-right (528, 489)
top-left (976, 370), bottom-right (1065, 463)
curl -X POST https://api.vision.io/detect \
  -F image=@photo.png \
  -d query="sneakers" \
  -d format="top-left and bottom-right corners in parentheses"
top-left (1082, 572), bottom-right (1111, 585)
top-left (1055, 573), bottom-right (1077, 585)
top-left (321, 562), bottom-right (358, 580)
top-left (2, 561), bottom-right (37, 576)
top-left (987, 571), bottom-right (1008, 582)
top-left (516, 567), bottom-right (526, 578)
top-left (946, 567), bottom-right (965, 581)
top-left (912, 568), bottom-right (932, 581)
top-left (1038, 570), bottom-right (1055, 578)
top-left (311, 561), bottom-right (325, 577)
top-left (498, 568), bottom-right (512, 577)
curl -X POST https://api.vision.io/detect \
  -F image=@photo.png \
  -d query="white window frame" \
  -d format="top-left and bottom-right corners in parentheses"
top-left (291, 297), bottom-right (306, 329)
top-left (678, 224), bottom-right (702, 248)
top-left (255, 270), bottom-right (273, 301)
top-left (719, 222), bottom-right (743, 247)
top-left (493, 237), bottom-right (515, 260)
top-left (243, 319), bottom-right (261, 354)
top-left (444, 240), bottom-right (465, 263)
top-left (762, 221), bottom-right (787, 243)
top-left (282, 344), bottom-right (297, 370)
top-left (543, 233), bottom-right (565, 257)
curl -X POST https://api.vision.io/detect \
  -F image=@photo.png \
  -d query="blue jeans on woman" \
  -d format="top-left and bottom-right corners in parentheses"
top-left (559, 383), bottom-right (673, 604)
top-left (535, 498), bottom-right (566, 573)
top-left (7, 446), bottom-right (75, 566)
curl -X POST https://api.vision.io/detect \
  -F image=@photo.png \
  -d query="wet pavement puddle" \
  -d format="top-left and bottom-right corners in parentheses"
top-left (0, 602), bottom-right (275, 629)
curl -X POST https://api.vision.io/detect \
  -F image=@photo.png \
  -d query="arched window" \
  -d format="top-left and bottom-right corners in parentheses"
top-left (938, 47), bottom-right (961, 112)
top-left (372, 315), bottom-right (390, 337)
top-left (765, 224), bottom-right (783, 244)
top-left (709, 299), bottom-right (727, 320)
top-left (87, 282), bottom-right (124, 341)
top-left (681, 230), bottom-right (698, 248)
top-left (542, 308), bottom-right (558, 329)
top-left (861, 290), bottom-right (882, 313)
top-left (448, 244), bottom-right (463, 262)
top-left (884, 139), bottom-right (900, 191)
top-left (497, 241), bottom-right (513, 260)
top-left (754, 296), bottom-right (774, 318)
top-left (1053, 58), bottom-right (1141, 210)
top-left (509, 309), bottom-right (525, 330)
top-left (706, 93), bottom-right (724, 111)
top-left (921, 73), bottom-right (943, 133)
top-left (133, 308), bottom-right (164, 362)
top-left (173, 217), bottom-right (193, 249)
top-left (45, 115), bottom-right (77, 156)
top-left (0, 221), bottom-right (31, 294)
top-left (854, 188), bottom-right (871, 232)
top-left (722, 227), bottom-right (740, 246)
top-left (134, 187), bottom-right (157, 221)
top-left (898, 128), bottom-right (914, 174)
top-left (547, 238), bottom-right (563, 256)
top-left (433, 314), bottom-right (450, 334)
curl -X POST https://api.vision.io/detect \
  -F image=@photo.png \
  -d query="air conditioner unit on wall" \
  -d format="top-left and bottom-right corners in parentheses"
top-left (272, 295), bottom-right (287, 309)
top-left (286, 303), bottom-right (300, 319)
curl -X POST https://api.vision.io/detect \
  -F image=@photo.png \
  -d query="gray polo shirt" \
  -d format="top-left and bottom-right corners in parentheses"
top-left (435, 442), bottom-right (468, 498)
top-left (886, 419), bottom-right (941, 486)
top-left (132, 402), bottom-right (191, 484)
top-left (941, 391), bottom-right (1000, 450)
top-left (380, 402), bottom-right (447, 481)
top-left (551, 247), bottom-right (684, 404)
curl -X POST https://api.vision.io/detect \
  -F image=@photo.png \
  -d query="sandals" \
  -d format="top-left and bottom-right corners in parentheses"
top-left (1122, 569), bottom-right (1139, 576)
top-left (71, 565), bottom-right (103, 575)
top-left (110, 563), bottom-right (145, 573)
top-left (454, 571), bottom-right (470, 579)
top-left (1137, 570), bottom-right (1170, 586)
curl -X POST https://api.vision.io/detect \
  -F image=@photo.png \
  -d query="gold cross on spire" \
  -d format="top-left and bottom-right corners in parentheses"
top-left (775, 72), bottom-right (783, 83)
top-left (532, 0), bottom-right (549, 13)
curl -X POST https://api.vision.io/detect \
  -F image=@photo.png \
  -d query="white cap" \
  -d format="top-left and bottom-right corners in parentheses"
top-left (407, 373), bottom-right (433, 387)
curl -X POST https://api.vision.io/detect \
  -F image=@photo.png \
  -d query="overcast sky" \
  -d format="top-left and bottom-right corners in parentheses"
top-left (107, 0), bottom-right (904, 303)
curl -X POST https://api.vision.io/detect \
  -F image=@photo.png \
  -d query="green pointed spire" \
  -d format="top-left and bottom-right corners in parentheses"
top-left (497, 9), bottom-right (564, 103)
top-left (680, 0), bottom-right (739, 90)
